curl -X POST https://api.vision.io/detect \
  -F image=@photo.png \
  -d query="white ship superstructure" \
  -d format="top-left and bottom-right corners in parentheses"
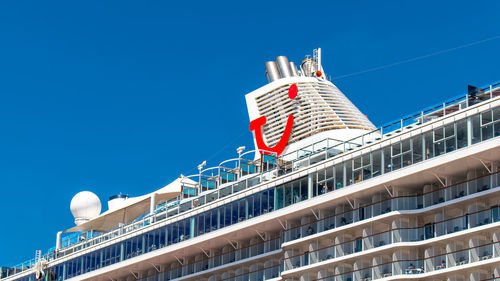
top-left (246, 49), bottom-right (376, 157)
top-left (2, 49), bottom-right (500, 281)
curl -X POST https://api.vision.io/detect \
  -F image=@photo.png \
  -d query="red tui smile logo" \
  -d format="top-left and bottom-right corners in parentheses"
top-left (249, 84), bottom-right (297, 156)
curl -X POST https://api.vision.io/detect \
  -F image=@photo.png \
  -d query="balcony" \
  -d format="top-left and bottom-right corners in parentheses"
top-left (284, 172), bottom-right (500, 243)
top-left (283, 204), bottom-right (500, 271)
top-left (284, 241), bottom-right (498, 280)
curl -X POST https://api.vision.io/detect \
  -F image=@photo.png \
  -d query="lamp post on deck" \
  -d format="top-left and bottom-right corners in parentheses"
top-left (197, 161), bottom-right (206, 195)
top-left (237, 146), bottom-right (245, 178)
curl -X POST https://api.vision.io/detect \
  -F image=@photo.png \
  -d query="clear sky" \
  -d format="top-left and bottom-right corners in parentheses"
top-left (1, 0), bottom-right (499, 266)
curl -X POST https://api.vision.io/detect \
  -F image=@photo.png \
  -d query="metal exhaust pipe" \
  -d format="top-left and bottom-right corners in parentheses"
top-left (276, 56), bottom-right (293, 78)
top-left (289, 61), bottom-right (299, 77)
top-left (265, 61), bottom-right (281, 82)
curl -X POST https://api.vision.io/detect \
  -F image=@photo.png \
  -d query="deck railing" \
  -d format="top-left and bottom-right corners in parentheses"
top-left (4, 82), bottom-right (500, 279)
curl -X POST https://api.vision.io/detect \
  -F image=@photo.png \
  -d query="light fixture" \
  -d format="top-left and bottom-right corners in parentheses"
top-left (197, 161), bottom-right (207, 172)
top-left (236, 146), bottom-right (246, 155)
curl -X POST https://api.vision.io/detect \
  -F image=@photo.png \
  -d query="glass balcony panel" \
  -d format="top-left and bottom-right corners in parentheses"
top-left (451, 182), bottom-right (467, 199)
top-left (372, 231), bottom-right (391, 248)
top-left (449, 248), bottom-right (469, 267)
top-left (302, 223), bottom-right (317, 237)
top-left (264, 265), bottom-right (280, 280)
top-left (376, 264), bottom-right (392, 279)
top-left (492, 207), bottom-right (500, 223)
top-left (476, 175), bottom-right (491, 192)
top-left (288, 256), bottom-right (301, 270)
top-left (399, 260), bottom-right (424, 275)
top-left (356, 268), bottom-right (372, 281)
top-left (474, 244), bottom-right (493, 262)
top-left (470, 211), bottom-right (489, 227)
top-left (318, 246), bottom-right (335, 262)
top-left (428, 255), bottom-right (444, 271)
top-left (445, 216), bottom-right (467, 234)
top-left (334, 272), bottom-right (353, 281)
top-left (342, 241), bottom-right (354, 256)
top-left (324, 216), bottom-right (336, 231)
top-left (380, 200), bottom-right (391, 214)
top-left (424, 224), bottom-right (435, 239)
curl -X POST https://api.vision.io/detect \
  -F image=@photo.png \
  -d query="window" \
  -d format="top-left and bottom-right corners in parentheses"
top-left (383, 147), bottom-right (391, 173)
top-left (292, 181), bottom-right (300, 203)
top-left (353, 153), bottom-right (372, 182)
top-left (471, 114), bottom-right (481, 144)
top-left (231, 202), bottom-right (238, 224)
top-left (411, 136), bottom-right (422, 164)
top-left (345, 161), bottom-right (352, 186)
top-left (276, 186), bottom-right (283, 209)
top-left (284, 183), bottom-right (292, 207)
top-left (203, 213), bottom-right (210, 235)
top-left (423, 131), bottom-right (433, 159)
top-left (391, 138), bottom-right (412, 170)
top-left (335, 163), bottom-right (343, 189)
top-left (372, 150), bottom-right (382, 177)
top-left (456, 119), bottom-right (467, 148)
top-left (238, 200), bottom-right (246, 222)
top-left (300, 178), bottom-right (308, 200)
top-left (494, 107), bottom-right (500, 137)
top-left (481, 110), bottom-right (495, 140)
top-left (224, 204), bottom-right (231, 227)
top-left (211, 209), bottom-right (218, 230)
top-left (260, 191), bottom-right (268, 214)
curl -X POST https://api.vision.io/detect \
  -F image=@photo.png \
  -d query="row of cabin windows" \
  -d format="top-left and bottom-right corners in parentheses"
top-left (311, 107), bottom-right (500, 195)
top-left (42, 188), bottom-right (276, 280)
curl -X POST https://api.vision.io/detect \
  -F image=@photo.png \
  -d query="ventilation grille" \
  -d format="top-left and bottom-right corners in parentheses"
top-left (254, 81), bottom-right (375, 147)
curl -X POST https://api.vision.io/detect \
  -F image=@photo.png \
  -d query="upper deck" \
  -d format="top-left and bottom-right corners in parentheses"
top-left (3, 81), bottom-right (500, 280)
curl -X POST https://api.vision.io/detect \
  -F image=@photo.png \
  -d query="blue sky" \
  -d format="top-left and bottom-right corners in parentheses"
top-left (1, 0), bottom-right (499, 266)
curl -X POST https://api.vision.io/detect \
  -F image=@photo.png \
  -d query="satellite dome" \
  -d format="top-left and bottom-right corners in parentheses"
top-left (70, 191), bottom-right (101, 225)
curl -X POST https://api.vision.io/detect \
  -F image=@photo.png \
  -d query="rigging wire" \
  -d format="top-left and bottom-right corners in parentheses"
top-left (183, 130), bottom-right (248, 176)
top-left (332, 34), bottom-right (500, 80)
top-left (185, 34), bottom-right (500, 173)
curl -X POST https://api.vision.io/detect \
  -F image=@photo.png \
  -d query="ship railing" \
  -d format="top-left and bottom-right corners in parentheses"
top-left (146, 238), bottom-right (280, 280)
top-left (47, 164), bottom-right (275, 262)
top-left (283, 205), bottom-right (500, 271)
top-left (51, 85), bottom-right (499, 258)
top-left (283, 171), bottom-right (500, 243)
top-left (5, 83), bottom-right (499, 277)
top-left (142, 264), bottom-right (282, 281)
top-left (57, 231), bottom-right (96, 252)
top-left (49, 170), bottom-right (495, 274)
top-left (219, 264), bottom-right (281, 281)
top-left (287, 240), bottom-right (499, 280)
top-left (192, 149), bottom-right (277, 195)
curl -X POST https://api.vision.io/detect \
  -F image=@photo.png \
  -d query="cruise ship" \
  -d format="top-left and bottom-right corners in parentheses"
top-left (2, 48), bottom-right (500, 281)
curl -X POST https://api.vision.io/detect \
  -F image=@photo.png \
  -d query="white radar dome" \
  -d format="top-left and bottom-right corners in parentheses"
top-left (70, 191), bottom-right (102, 225)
